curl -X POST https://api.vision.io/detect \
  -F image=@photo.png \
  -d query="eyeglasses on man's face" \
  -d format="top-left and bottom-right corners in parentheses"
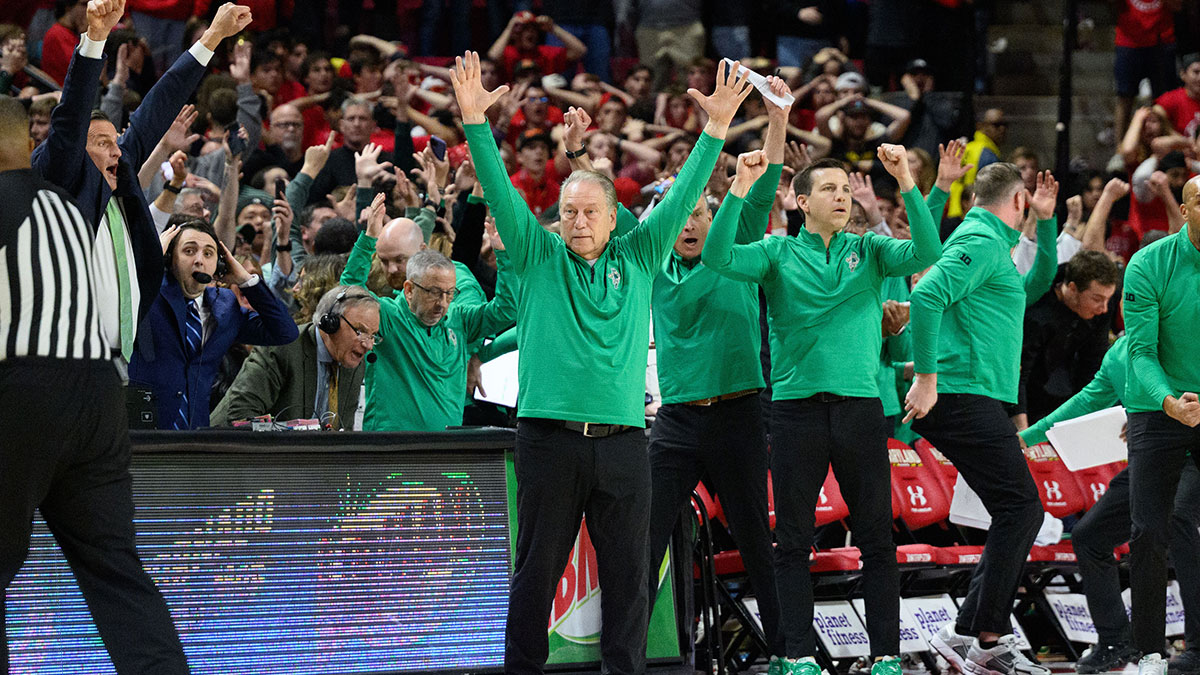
top-left (410, 281), bottom-right (458, 301)
top-left (340, 316), bottom-right (383, 345)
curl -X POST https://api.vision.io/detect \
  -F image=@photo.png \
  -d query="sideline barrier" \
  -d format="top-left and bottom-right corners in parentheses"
top-left (7, 430), bottom-right (686, 674)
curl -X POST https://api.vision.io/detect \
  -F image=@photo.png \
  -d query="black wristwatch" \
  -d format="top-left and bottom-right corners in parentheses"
top-left (163, 182), bottom-right (182, 194)
top-left (275, 243), bottom-right (292, 252)
top-left (564, 146), bottom-right (587, 159)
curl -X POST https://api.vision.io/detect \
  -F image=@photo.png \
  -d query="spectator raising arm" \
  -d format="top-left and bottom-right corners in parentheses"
top-left (1023, 170), bottom-right (1060, 303)
top-left (1082, 178), bottom-right (1128, 252)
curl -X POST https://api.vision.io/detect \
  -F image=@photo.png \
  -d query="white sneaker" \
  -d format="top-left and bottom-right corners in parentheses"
top-left (931, 622), bottom-right (973, 672)
top-left (964, 635), bottom-right (1050, 675)
top-left (1140, 653), bottom-right (1169, 675)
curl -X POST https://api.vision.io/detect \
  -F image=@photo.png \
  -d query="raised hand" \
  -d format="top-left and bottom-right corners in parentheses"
top-left (450, 51), bottom-right (512, 125)
top-left (764, 75), bottom-right (793, 119)
top-left (355, 143), bottom-right (394, 187)
top-left (877, 143), bottom-right (914, 191)
top-left (1065, 195), bottom-right (1083, 225)
top-left (303, 131), bottom-right (335, 177)
top-left (86, 0), bottom-right (126, 42)
top-left (168, 150), bottom-right (188, 185)
top-left (1102, 177), bottom-right (1130, 201)
top-left (848, 172), bottom-right (875, 206)
top-left (112, 42), bottom-right (132, 86)
top-left (364, 192), bottom-right (388, 238)
top-left (207, 3), bottom-right (253, 41)
top-left (0, 40), bottom-right (26, 75)
top-left (1147, 171), bottom-right (1171, 201)
top-left (218, 240), bottom-right (252, 285)
top-left (729, 149), bottom-right (768, 197)
top-left (1029, 170), bottom-right (1059, 220)
top-left (934, 139), bottom-right (972, 192)
top-left (272, 198), bottom-right (293, 242)
top-left (159, 223), bottom-right (181, 254)
top-left (785, 140), bottom-right (812, 173)
top-left (229, 41), bottom-right (251, 84)
top-left (485, 216), bottom-right (505, 251)
top-left (563, 106), bottom-right (592, 152)
top-left (689, 59), bottom-right (754, 138)
top-left (163, 104), bottom-right (200, 153)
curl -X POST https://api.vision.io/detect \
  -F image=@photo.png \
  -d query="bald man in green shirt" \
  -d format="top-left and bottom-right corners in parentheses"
top-left (1124, 175), bottom-right (1200, 675)
top-left (452, 51), bottom-right (751, 675)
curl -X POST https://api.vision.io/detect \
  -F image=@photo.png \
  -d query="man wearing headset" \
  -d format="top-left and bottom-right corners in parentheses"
top-left (129, 218), bottom-right (298, 430)
top-left (211, 285), bottom-right (381, 429)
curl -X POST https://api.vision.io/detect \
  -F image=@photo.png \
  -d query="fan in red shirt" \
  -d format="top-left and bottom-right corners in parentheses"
top-left (40, 0), bottom-right (88, 86)
top-left (1155, 52), bottom-right (1200, 139)
top-left (487, 11), bottom-right (587, 81)
top-left (510, 130), bottom-right (561, 216)
top-left (505, 83), bottom-right (564, 147)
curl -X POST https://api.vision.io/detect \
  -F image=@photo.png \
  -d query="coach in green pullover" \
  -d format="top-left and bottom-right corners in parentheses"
top-left (452, 51), bottom-right (749, 675)
top-left (1017, 336), bottom-right (1200, 673)
top-left (703, 138), bottom-right (945, 672)
top-left (340, 193), bottom-right (516, 431)
top-left (903, 162), bottom-right (1059, 675)
top-left (1123, 176), bottom-right (1200, 674)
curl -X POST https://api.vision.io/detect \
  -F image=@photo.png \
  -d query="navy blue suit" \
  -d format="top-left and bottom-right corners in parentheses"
top-left (129, 275), bottom-right (298, 429)
top-left (32, 43), bottom-right (208, 324)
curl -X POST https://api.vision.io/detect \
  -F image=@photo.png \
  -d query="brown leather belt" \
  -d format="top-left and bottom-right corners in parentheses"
top-left (681, 389), bottom-right (759, 407)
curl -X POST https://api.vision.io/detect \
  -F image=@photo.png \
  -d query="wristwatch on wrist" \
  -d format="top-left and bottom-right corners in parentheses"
top-left (163, 182), bottom-right (182, 194)
top-left (564, 146), bottom-right (587, 159)
top-left (275, 243), bottom-right (292, 252)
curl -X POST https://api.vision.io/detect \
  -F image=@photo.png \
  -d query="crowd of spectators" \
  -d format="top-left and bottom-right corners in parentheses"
top-left (0, 0), bottom-right (1197, 437)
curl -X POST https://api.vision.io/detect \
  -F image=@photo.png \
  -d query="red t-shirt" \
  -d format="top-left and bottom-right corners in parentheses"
top-left (1115, 0), bottom-right (1174, 49)
top-left (274, 79), bottom-right (307, 108)
top-left (1155, 87), bottom-right (1200, 138)
top-left (501, 44), bottom-right (568, 80)
top-left (301, 105), bottom-right (330, 149)
top-left (40, 23), bottom-right (78, 87)
top-left (510, 167), bottom-right (560, 216)
top-left (1127, 190), bottom-right (1169, 240)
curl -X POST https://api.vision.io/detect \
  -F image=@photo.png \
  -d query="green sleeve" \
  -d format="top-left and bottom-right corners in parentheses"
top-left (909, 235), bottom-right (998, 374)
top-left (286, 172), bottom-right (313, 269)
top-left (616, 205), bottom-right (640, 237)
top-left (356, 186), bottom-right (375, 223)
top-left (458, 250), bottom-right (518, 343)
top-left (872, 187), bottom-right (944, 276)
top-left (737, 163), bottom-right (782, 244)
top-left (404, 206), bottom-right (436, 243)
top-left (925, 185), bottom-right (949, 224)
top-left (623, 132), bottom-right (724, 272)
top-left (1124, 255), bottom-right (1174, 408)
top-left (477, 327), bottom-right (518, 362)
top-left (463, 123), bottom-right (557, 274)
top-left (1021, 217), bottom-right (1058, 306)
top-left (700, 193), bottom-right (774, 283)
top-left (1020, 347), bottom-right (1122, 446)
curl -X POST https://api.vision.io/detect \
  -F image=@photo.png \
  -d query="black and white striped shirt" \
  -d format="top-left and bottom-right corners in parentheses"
top-left (0, 169), bottom-right (109, 361)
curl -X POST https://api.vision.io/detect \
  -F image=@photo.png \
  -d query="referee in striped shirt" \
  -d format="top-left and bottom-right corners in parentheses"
top-left (0, 97), bottom-right (188, 672)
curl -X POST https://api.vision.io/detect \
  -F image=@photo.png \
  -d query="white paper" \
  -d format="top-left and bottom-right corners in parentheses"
top-left (1044, 405), bottom-right (1128, 471)
top-left (721, 58), bottom-right (796, 109)
top-left (949, 474), bottom-right (1062, 545)
top-left (475, 349), bottom-right (519, 408)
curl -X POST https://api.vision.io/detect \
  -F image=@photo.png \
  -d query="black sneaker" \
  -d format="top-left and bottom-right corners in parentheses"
top-left (1169, 649), bottom-right (1200, 675)
top-left (1075, 641), bottom-right (1139, 674)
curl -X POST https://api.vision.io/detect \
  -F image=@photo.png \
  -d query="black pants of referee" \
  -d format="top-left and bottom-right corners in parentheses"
top-left (911, 393), bottom-right (1043, 636)
top-left (506, 418), bottom-right (650, 675)
top-left (1127, 411), bottom-right (1200, 656)
top-left (646, 394), bottom-right (783, 657)
top-left (772, 395), bottom-right (899, 659)
top-left (0, 358), bottom-right (187, 673)
top-left (1073, 463), bottom-right (1200, 647)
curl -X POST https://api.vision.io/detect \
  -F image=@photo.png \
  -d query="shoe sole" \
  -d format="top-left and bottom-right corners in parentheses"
top-left (1078, 651), bottom-right (1139, 674)
top-left (962, 658), bottom-right (1013, 675)
top-left (930, 634), bottom-right (969, 673)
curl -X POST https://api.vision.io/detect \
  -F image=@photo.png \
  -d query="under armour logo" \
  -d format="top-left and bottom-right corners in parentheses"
top-left (906, 485), bottom-right (927, 507)
top-left (1090, 482), bottom-right (1106, 501)
top-left (1043, 480), bottom-right (1063, 501)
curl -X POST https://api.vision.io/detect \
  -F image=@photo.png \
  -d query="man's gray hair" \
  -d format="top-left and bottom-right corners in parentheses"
top-left (341, 96), bottom-right (373, 115)
top-left (560, 170), bottom-right (618, 213)
top-left (972, 162), bottom-right (1025, 207)
top-left (173, 188), bottom-right (206, 211)
top-left (314, 284), bottom-right (378, 324)
top-left (406, 249), bottom-right (456, 285)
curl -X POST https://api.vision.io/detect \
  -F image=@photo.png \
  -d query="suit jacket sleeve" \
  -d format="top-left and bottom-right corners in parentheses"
top-left (234, 281), bottom-right (300, 346)
top-left (119, 49), bottom-right (207, 170)
top-left (32, 47), bottom-right (104, 197)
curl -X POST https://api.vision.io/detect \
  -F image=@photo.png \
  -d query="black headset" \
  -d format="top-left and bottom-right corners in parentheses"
top-left (163, 221), bottom-right (228, 278)
top-left (317, 290), bottom-right (350, 335)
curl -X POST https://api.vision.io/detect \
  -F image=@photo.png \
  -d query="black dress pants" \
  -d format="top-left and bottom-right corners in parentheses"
top-left (646, 394), bottom-right (782, 657)
top-left (1127, 411), bottom-right (1200, 655)
top-left (771, 395), bottom-right (899, 659)
top-left (506, 418), bottom-right (651, 675)
top-left (911, 393), bottom-right (1043, 636)
top-left (0, 358), bottom-right (188, 674)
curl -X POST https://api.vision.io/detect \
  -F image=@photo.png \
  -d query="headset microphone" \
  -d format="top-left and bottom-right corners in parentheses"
top-left (366, 352), bottom-right (377, 364)
top-left (192, 271), bottom-right (213, 284)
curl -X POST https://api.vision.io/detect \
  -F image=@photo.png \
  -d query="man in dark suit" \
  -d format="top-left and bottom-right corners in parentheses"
top-left (211, 285), bottom-right (380, 429)
top-left (31, 0), bottom-right (252, 373)
top-left (130, 219), bottom-right (297, 429)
